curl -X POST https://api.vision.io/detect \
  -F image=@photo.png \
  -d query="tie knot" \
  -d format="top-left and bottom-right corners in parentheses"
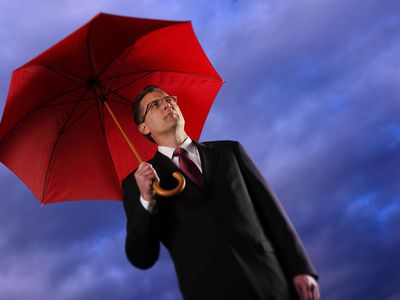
top-left (173, 147), bottom-right (186, 157)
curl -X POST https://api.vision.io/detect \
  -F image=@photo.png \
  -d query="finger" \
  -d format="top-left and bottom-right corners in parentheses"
top-left (135, 172), bottom-right (155, 186)
top-left (138, 162), bottom-right (152, 172)
top-left (137, 164), bottom-right (151, 174)
top-left (140, 166), bottom-right (158, 178)
top-left (137, 164), bottom-right (156, 175)
top-left (312, 284), bottom-right (320, 300)
top-left (299, 282), bottom-right (309, 300)
top-left (140, 169), bottom-right (157, 178)
top-left (300, 284), bottom-right (308, 300)
top-left (137, 162), bottom-right (146, 171)
top-left (295, 284), bottom-right (305, 300)
top-left (146, 170), bottom-right (160, 181)
top-left (135, 170), bottom-right (149, 182)
top-left (308, 285), bottom-right (314, 300)
top-left (140, 177), bottom-right (156, 189)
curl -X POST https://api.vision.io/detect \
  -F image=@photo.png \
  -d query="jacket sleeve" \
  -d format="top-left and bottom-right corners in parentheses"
top-left (122, 173), bottom-right (160, 270)
top-left (233, 141), bottom-right (319, 280)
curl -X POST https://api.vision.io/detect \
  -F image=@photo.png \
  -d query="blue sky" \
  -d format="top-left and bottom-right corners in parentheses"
top-left (0, 0), bottom-right (399, 299)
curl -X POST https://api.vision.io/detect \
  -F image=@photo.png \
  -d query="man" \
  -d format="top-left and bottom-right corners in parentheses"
top-left (122, 85), bottom-right (320, 300)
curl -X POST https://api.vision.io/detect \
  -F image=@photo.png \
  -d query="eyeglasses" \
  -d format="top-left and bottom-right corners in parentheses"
top-left (141, 95), bottom-right (178, 123)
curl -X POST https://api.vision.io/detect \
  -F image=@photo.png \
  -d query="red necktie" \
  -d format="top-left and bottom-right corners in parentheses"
top-left (173, 147), bottom-right (203, 187)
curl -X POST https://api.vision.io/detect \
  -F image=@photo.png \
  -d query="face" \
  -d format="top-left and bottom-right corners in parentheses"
top-left (138, 88), bottom-right (185, 139)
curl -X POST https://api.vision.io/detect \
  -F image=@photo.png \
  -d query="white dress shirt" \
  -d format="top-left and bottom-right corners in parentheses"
top-left (140, 137), bottom-right (202, 213)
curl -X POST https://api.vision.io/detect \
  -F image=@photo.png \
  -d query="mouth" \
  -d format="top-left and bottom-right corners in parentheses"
top-left (164, 112), bottom-right (179, 120)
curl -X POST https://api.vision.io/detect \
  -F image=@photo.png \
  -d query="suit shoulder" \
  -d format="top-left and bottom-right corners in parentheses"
top-left (201, 140), bottom-right (240, 149)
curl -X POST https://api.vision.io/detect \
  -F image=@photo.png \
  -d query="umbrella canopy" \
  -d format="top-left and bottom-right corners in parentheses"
top-left (0, 12), bottom-right (223, 204)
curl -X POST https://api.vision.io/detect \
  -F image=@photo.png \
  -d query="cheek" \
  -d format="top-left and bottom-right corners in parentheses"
top-left (150, 114), bottom-right (165, 128)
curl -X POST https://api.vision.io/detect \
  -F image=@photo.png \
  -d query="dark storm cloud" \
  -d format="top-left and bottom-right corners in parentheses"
top-left (0, 0), bottom-right (399, 299)
top-left (203, 0), bottom-right (400, 137)
top-left (201, 1), bottom-right (400, 299)
top-left (0, 171), bottom-right (181, 300)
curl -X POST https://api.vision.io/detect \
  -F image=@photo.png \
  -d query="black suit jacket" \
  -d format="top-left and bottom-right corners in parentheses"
top-left (122, 140), bottom-right (318, 300)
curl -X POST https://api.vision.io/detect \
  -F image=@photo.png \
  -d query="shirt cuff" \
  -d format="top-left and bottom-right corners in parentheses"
top-left (140, 195), bottom-right (157, 214)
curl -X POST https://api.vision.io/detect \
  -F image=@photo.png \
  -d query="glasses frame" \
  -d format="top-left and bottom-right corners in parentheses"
top-left (141, 95), bottom-right (178, 123)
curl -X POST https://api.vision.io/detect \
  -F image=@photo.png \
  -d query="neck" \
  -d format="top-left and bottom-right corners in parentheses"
top-left (155, 130), bottom-right (188, 148)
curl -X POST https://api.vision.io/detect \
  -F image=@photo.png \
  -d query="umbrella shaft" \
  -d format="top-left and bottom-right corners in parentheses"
top-left (103, 101), bottom-right (143, 164)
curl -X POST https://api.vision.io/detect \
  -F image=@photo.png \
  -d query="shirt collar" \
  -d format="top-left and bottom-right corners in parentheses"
top-left (158, 137), bottom-right (196, 159)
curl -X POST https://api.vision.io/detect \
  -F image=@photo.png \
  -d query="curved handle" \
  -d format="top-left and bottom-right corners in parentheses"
top-left (152, 171), bottom-right (186, 197)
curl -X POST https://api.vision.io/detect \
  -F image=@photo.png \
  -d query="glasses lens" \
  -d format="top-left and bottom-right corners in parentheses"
top-left (152, 99), bottom-right (163, 109)
top-left (167, 96), bottom-right (177, 105)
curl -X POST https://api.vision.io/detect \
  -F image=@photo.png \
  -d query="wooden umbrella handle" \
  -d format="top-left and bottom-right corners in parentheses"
top-left (152, 171), bottom-right (186, 197)
top-left (103, 100), bottom-right (186, 197)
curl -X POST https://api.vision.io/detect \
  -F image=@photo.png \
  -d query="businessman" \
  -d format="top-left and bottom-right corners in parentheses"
top-left (122, 85), bottom-right (320, 300)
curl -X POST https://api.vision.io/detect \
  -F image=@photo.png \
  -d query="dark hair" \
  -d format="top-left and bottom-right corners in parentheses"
top-left (132, 84), bottom-right (161, 142)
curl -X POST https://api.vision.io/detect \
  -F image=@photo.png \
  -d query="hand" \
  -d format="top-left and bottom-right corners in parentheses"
top-left (134, 162), bottom-right (160, 201)
top-left (293, 274), bottom-right (320, 300)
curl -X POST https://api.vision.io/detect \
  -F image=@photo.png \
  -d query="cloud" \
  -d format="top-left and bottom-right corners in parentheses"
top-left (0, 171), bottom-right (181, 300)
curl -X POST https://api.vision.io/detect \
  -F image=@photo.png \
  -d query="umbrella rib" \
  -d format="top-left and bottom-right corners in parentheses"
top-left (95, 99), bottom-right (123, 194)
top-left (40, 65), bottom-right (108, 108)
top-left (104, 71), bottom-right (153, 96)
top-left (41, 129), bottom-right (65, 204)
top-left (44, 65), bottom-right (87, 83)
top-left (35, 65), bottom-right (92, 108)
top-left (105, 98), bottom-right (133, 107)
top-left (100, 70), bottom-right (150, 81)
top-left (40, 89), bottom-right (92, 204)
top-left (103, 43), bottom-right (135, 95)
top-left (96, 40), bottom-right (136, 83)
top-left (87, 20), bottom-right (99, 78)
top-left (96, 95), bottom-right (105, 134)
top-left (62, 100), bottom-right (98, 133)
top-left (0, 87), bottom-right (91, 145)
top-left (36, 86), bottom-right (85, 108)
top-left (101, 69), bottom-right (223, 83)
top-left (81, 40), bottom-right (136, 105)
top-left (90, 71), bottom-right (153, 107)
top-left (142, 69), bottom-right (223, 82)
top-left (37, 96), bottom-right (97, 109)
top-left (32, 66), bottom-right (86, 107)
top-left (104, 88), bottom-right (136, 106)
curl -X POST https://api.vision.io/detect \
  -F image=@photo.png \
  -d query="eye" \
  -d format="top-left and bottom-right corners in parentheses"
top-left (148, 100), bottom-right (160, 110)
top-left (153, 99), bottom-right (162, 108)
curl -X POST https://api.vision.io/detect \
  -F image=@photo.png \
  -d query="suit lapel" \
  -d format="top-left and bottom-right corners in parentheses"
top-left (193, 140), bottom-right (220, 193)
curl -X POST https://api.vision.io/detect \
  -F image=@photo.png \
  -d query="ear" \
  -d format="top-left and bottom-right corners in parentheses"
top-left (138, 123), bottom-right (151, 135)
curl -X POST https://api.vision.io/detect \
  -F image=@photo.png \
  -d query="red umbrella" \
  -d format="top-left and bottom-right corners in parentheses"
top-left (0, 12), bottom-right (223, 205)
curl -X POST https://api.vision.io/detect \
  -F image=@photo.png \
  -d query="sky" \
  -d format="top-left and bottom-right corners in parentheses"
top-left (0, 0), bottom-right (399, 299)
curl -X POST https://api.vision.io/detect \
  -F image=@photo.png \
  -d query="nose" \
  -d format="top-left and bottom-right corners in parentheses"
top-left (162, 100), bottom-right (173, 110)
